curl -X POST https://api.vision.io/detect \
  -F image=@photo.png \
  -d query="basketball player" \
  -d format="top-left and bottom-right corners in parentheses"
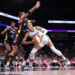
top-left (1, 21), bottom-right (16, 66)
top-left (21, 22), bottom-right (70, 68)
top-left (5, 1), bottom-right (40, 68)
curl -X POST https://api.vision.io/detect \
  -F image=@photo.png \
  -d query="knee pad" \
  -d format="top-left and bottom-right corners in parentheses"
top-left (50, 45), bottom-right (62, 56)
top-left (30, 48), bottom-right (37, 60)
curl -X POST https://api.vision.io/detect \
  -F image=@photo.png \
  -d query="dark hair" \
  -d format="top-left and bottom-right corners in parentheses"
top-left (19, 11), bottom-right (25, 17)
top-left (10, 21), bottom-right (15, 24)
top-left (26, 21), bottom-right (32, 25)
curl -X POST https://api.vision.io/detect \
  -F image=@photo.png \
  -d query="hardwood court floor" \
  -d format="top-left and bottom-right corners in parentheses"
top-left (0, 70), bottom-right (75, 75)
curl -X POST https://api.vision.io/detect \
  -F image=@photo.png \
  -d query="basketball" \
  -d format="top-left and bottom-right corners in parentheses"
top-left (33, 36), bottom-right (42, 44)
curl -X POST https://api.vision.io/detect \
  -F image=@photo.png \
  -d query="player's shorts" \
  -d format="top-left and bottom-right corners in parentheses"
top-left (12, 31), bottom-right (26, 46)
top-left (37, 35), bottom-right (51, 47)
top-left (5, 38), bottom-right (13, 46)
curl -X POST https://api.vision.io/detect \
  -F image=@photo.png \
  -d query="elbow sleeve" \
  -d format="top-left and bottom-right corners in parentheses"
top-left (41, 28), bottom-right (48, 35)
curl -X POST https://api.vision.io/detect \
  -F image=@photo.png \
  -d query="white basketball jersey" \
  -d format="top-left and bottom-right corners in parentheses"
top-left (28, 27), bottom-right (43, 38)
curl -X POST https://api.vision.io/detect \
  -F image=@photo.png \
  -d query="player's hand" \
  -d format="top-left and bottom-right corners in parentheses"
top-left (31, 40), bottom-right (35, 44)
top-left (35, 1), bottom-right (40, 9)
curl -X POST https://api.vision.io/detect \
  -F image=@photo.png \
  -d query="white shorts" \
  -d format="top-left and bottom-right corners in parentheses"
top-left (38, 35), bottom-right (51, 47)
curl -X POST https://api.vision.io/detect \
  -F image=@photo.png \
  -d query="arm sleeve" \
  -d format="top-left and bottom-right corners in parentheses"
top-left (41, 28), bottom-right (48, 35)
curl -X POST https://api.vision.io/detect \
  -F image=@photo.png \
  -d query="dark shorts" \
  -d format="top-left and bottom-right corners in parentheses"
top-left (22, 45), bottom-right (32, 60)
top-left (5, 39), bottom-right (13, 46)
top-left (12, 31), bottom-right (26, 46)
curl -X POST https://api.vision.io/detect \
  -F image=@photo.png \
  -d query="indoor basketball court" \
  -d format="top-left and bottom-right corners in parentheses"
top-left (0, 0), bottom-right (75, 75)
top-left (0, 69), bottom-right (75, 75)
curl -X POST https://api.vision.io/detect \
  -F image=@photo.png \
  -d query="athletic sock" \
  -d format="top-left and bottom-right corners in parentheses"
top-left (22, 61), bottom-right (26, 66)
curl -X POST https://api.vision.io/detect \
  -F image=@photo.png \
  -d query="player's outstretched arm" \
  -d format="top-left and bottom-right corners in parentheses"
top-left (28, 1), bottom-right (40, 14)
top-left (20, 1), bottom-right (40, 20)
top-left (21, 32), bottom-right (34, 45)
top-left (1, 27), bottom-right (9, 35)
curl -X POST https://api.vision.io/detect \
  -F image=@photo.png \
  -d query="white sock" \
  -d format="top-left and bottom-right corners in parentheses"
top-left (50, 45), bottom-right (67, 60)
top-left (30, 48), bottom-right (37, 60)
top-left (6, 62), bottom-right (10, 66)
top-left (22, 61), bottom-right (26, 66)
top-left (29, 62), bottom-right (33, 67)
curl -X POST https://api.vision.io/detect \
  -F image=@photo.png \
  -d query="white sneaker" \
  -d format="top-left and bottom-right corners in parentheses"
top-left (29, 63), bottom-right (33, 69)
top-left (5, 65), bottom-right (10, 70)
top-left (24, 66), bottom-right (30, 70)
top-left (64, 59), bottom-right (70, 66)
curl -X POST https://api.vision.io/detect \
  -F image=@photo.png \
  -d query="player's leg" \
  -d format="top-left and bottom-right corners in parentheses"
top-left (5, 43), bottom-right (11, 59)
top-left (22, 49), bottom-right (30, 66)
top-left (48, 41), bottom-right (66, 59)
top-left (5, 32), bottom-right (23, 67)
top-left (2, 43), bottom-right (11, 66)
top-left (1, 40), bottom-right (11, 67)
top-left (5, 45), bottom-right (18, 67)
top-left (29, 42), bottom-right (45, 68)
top-left (47, 38), bottom-right (70, 65)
